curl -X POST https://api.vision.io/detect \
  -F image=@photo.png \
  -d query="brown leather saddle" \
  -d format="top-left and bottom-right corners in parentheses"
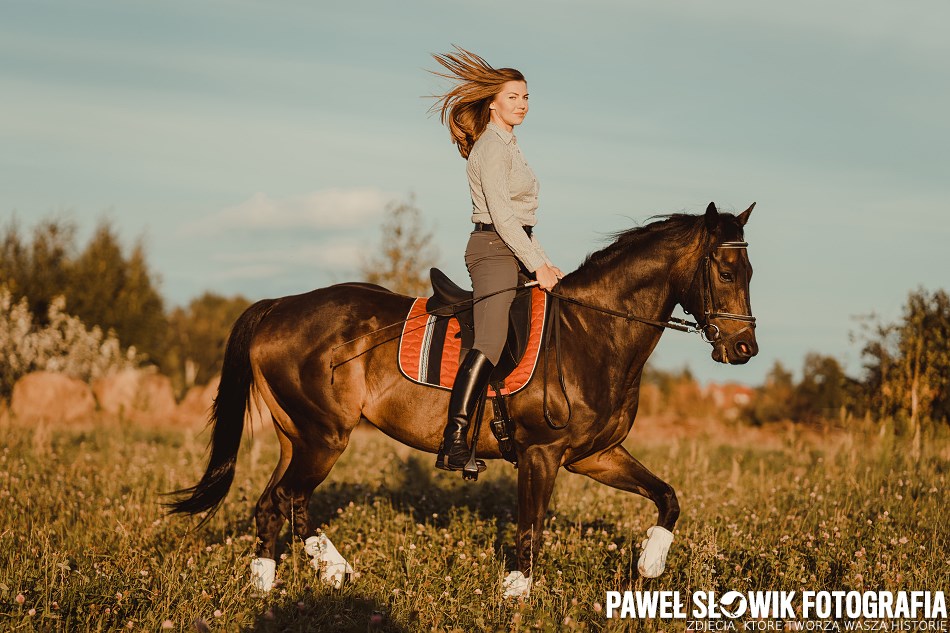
top-left (426, 267), bottom-right (534, 385)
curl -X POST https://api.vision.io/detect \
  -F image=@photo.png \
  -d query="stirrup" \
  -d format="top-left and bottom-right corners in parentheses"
top-left (435, 447), bottom-right (486, 473)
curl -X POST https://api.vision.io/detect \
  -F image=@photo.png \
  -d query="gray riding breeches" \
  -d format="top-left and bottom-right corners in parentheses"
top-left (464, 230), bottom-right (519, 365)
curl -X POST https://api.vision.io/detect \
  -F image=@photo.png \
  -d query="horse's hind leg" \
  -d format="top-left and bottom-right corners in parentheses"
top-left (255, 427), bottom-right (293, 561)
top-left (251, 436), bottom-right (350, 591)
top-left (274, 438), bottom-right (353, 587)
top-left (566, 444), bottom-right (679, 578)
top-left (249, 424), bottom-right (293, 592)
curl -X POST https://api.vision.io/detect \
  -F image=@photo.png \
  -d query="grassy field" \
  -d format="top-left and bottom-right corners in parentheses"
top-left (0, 413), bottom-right (947, 632)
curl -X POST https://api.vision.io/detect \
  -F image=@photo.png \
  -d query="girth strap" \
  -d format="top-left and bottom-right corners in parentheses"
top-left (488, 383), bottom-right (518, 465)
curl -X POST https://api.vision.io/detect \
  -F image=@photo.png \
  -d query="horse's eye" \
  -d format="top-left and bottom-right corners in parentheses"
top-left (719, 272), bottom-right (734, 282)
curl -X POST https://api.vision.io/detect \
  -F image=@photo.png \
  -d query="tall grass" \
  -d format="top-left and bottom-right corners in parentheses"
top-left (0, 415), bottom-right (946, 632)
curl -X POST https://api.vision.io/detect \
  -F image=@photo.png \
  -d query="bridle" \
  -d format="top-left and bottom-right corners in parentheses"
top-left (687, 240), bottom-right (757, 347)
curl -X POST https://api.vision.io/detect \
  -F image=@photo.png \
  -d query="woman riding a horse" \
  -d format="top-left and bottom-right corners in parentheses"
top-left (429, 47), bottom-right (564, 472)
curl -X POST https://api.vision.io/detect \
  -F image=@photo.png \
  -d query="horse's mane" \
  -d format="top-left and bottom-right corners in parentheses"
top-left (563, 211), bottom-right (746, 294)
top-left (571, 213), bottom-right (710, 276)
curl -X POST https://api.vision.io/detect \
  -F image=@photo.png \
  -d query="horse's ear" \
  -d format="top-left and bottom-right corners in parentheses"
top-left (705, 202), bottom-right (719, 231)
top-left (737, 202), bottom-right (756, 227)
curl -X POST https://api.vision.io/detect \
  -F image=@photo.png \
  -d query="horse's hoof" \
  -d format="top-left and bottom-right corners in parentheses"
top-left (637, 526), bottom-right (674, 578)
top-left (250, 557), bottom-right (276, 592)
top-left (502, 571), bottom-right (532, 598)
top-left (305, 534), bottom-right (354, 589)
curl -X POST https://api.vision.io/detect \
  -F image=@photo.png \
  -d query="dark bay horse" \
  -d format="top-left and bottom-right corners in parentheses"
top-left (170, 202), bottom-right (758, 595)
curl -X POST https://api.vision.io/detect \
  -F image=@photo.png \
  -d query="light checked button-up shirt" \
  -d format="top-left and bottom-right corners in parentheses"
top-left (467, 122), bottom-right (550, 272)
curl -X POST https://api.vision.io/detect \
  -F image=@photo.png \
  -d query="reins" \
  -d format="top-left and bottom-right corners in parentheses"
top-left (544, 289), bottom-right (701, 333)
top-left (329, 283), bottom-right (704, 372)
top-left (541, 239), bottom-right (757, 429)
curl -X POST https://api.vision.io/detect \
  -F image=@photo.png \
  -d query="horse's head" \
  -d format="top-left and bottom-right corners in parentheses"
top-left (681, 202), bottom-right (758, 365)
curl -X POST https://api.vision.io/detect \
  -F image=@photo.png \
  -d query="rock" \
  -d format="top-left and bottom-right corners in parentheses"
top-left (10, 371), bottom-right (96, 423)
top-left (178, 376), bottom-right (219, 421)
top-left (177, 374), bottom-right (269, 428)
top-left (92, 368), bottom-right (177, 419)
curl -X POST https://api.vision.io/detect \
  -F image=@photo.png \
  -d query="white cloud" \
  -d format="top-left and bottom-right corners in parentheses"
top-left (183, 188), bottom-right (392, 235)
top-left (212, 239), bottom-right (367, 273)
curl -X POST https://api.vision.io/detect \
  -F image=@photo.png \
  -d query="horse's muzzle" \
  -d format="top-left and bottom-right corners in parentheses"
top-left (711, 336), bottom-right (758, 365)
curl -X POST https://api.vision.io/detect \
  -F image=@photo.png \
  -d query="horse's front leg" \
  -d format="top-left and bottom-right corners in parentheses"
top-left (504, 444), bottom-right (562, 598)
top-left (566, 444), bottom-right (679, 578)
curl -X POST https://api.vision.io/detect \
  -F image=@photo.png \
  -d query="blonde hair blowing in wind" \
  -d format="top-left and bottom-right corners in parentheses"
top-left (429, 46), bottom-right (526, 159)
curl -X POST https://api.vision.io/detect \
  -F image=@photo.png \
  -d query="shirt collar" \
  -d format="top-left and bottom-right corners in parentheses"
top-left (486, 121), bottom-right (516, 145)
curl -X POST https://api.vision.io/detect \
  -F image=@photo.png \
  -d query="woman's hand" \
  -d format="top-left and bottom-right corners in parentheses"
top-left (535, 264), bottom-right (561, 291)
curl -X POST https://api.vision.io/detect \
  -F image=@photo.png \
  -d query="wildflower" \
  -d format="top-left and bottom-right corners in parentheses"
top-left (594, 603), bottom-right (603, 613)
top-left (15, 594), bottom-right (25, 605)
top-left (474, 589), bottom-right (482, 595)
top-left (161, 621), bottom-right (174, 629)
top-left (214, 609), bottom-right (223, 618)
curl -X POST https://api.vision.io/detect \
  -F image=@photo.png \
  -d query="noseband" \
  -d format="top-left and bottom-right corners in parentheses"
top-left (691, 241), bottom-right (757, 345)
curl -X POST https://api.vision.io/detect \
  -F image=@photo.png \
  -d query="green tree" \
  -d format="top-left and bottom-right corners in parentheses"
top-left (67, 221), bottom-right (167, 365)
top-left (0, 215), bottom-right (76, 323)
top-left (163, 292), bottom-right (252, 395)
top-left (360, 196), bottom-right (440, 296)
top-left (791, 353), bottom-right (851, 423)
top-left (857, 288), bottom-right (950, 432)
top-left (744, 361), bottom-right (795, 425)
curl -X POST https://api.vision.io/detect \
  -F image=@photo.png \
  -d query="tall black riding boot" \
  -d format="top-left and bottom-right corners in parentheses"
top-left (436, 349), bottom-right (495, 472)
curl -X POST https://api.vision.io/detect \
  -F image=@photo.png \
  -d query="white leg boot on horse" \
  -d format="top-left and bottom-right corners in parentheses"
top-left (305, 533), bottom-right (354, 589)
top-left (250, 557), bottom-right (277, 592)
top-left (502, 570), bottom-right (533, 598)
top-left (637, 526), bottom-right (674, 578)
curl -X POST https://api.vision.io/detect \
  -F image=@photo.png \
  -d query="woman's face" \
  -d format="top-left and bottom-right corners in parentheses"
top-left (489, 80), bottom-right (529, 131)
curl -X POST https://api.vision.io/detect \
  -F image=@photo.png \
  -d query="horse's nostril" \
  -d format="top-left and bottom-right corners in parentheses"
top-left (736, 342), bottom-right (751, 356)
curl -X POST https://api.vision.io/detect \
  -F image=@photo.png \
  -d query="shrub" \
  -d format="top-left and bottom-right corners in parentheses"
top-left (0, 286), bottom-right (138, 397)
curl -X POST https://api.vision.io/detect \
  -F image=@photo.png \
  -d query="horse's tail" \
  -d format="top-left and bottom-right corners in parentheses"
top-left (167, 298), bottom-right (277, 519)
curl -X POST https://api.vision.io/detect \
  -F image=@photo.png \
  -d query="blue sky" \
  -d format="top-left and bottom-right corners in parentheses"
top-left (2, 0), bottom-right (948, 384)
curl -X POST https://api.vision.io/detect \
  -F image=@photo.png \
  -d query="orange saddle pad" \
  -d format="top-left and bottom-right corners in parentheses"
top-left (397, 288), bottom-right (547, 397)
